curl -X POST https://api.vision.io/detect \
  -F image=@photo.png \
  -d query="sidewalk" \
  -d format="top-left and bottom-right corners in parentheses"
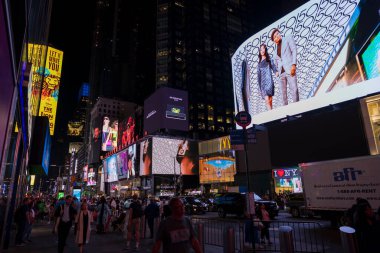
top-left (4, 223), bottom-right (155, 253)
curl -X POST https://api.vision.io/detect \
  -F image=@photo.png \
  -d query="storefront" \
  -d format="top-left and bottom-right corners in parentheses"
top-left (272, 167), bottom-right (303, 194)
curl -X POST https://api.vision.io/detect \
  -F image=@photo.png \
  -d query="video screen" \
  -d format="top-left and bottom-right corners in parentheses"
top-left (140, 138), bottom-right (152, 176)
top-left (117, 150), bottom-right (129, 180)
top-left (232, 0), bottom-right (380, 126)
top-left (57, 191), bottom-right (64, 199)
top-left (87, 167), bottom-right (97, 186)
top-left (73, 189), bottom-right (81, 199)
top-left (152, 137), bottom-right (198, 175)
top-left (359, 25), bottom-right (380, 80)
top-left (105, 155), bottom-right (118, 182)
top-left (144, 87), bottom-right (188, 134)
top-left (83, 165), bottom-right (88, 182)
top-left (199, 150), bottom-right (236, 184)
top-left (67, 121), bottom-right (84, 136)
top-left (118, 116), bottom-right (136, 148)
top-left (101, 116), bottom-right (118, 151)
top-left (89, 116), bottom-right (102, 164)
top-left (127, 144), bottom-right (137, 177)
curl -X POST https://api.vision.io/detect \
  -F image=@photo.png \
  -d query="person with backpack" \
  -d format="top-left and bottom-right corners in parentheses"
top-left (126, 194), bottom-right (143, 250)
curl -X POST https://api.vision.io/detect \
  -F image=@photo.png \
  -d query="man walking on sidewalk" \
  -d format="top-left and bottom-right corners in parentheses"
top-left (152, 197), bottom-right (202, 253)
top-left (54, 195), bottom-right (77, 253)
top-left (126, 194), bottom-right (143, 250)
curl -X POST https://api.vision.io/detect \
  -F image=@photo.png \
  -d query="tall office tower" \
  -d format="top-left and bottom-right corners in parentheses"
top-left (88, 0), bottom-right (156, 104)
top-left (155, 0), bottom-right (256, 139)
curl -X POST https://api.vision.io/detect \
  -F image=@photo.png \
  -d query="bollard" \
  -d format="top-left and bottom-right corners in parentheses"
top-left (279, 226), bottom-right (294, 253)
top-left (224, 227), bottom-right (235, 253)
top-left (197, 223), bottom-right (205, 253)
top-left (340, 226), bottom-right (359, 253)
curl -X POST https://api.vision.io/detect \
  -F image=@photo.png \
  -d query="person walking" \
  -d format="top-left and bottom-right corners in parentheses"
top-left (54, 195), bottom-right (77, 253)
top-left (144, 198), bottom-right (160, 238)
top-left (257, 204), bottom-right (272, 246)
top-left (14, 198), bottom-right (30, 246)
top-left (76, 202), bottom-right (93, 253)
top-left (152, 197), bottom-right (202, 253)
top-left (96, 196), bottom-right (110, 234)
top-left (126, 194), bottom-right (143, 250)
top-left (24, 199), bottom-right (36, 242)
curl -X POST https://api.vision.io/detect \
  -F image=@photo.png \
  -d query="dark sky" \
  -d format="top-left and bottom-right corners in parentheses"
top-left (48, 0), bottom-right (95, 166)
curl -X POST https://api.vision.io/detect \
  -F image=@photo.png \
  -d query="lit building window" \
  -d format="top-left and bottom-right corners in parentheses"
top-left (226, 117), bottom-right (232, 124)
top-left (208, 115), bottom-right (214, 121)
top-left (198, 122), bottom-right (206, 130)
top-left (217, 116), bottom-right (223, 123)
top-left (198, 103), bottom-right (205, 109)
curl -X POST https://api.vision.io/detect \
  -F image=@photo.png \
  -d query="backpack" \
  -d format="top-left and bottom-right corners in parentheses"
top-left (131, 201), bottom-right (143, 218)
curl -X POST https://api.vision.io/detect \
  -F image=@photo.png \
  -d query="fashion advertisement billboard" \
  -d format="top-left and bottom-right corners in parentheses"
top-left (87, 167), bottom-right (97, 186)
top-left (199, 150), bottom-right (236, 184)
top-left (144, 87), bottom-right (188, 134)
top-left (83, 165), bottom-right (88, 182)
top-left (118, 116), bottom-right (136, 148)
top-left (152, 137), bottom-right (198, 175)
top-left (232, 0), bottom-right (380, 126)
top-left (104, 154), bottom-right (118, 182)
top-left (101, 116), bottom-right (118, 151)
top-left (116, 150), bottom-right (129, 180)
top-left (127, 144), bottom-right (137, 177)
top-left (89, 116), bottom-right (102, 164)
top-left (140, 138), bottom-right (152, 176)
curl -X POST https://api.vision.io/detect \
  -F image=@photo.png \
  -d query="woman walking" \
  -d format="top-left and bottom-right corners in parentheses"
top-left (76, 202), bottom-right (92, 253)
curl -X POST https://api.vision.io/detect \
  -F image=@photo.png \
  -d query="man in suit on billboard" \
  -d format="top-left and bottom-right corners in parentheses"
top-left (271, 28), bottom-right (299, 105)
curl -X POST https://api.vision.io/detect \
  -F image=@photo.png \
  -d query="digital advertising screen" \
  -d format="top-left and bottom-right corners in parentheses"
top-left (67, 121), bottom-right (84, 136)
top-left (152, 137), bottom-right (198, 175)
top-left (144, 87), bottom-right (188, 134)
top-left (232, 0), bottom-right (380, 126)
top-left (105, 155), bottom-right (118, 182)
top-left (89, 116), bottom-right (102, 164)
top-left (117, 150), bottom-right (129, 180)
top-left (102, 116), bottom-right (118, 152)
top-left (140, 138), bottom-right (152, 176)
top-left (127, 144), bottom-right (137, 177)
top-left (273, 167), bottom-right (303, 193)
top-left (118, 116), bottom-right (136, 148)
top-left (87, 167), bottom-right (97, 186)
top-left (73, 189), bottom-right (81, 199)
top-left (57, 191), bottom-right (65, 199)
top-left (199, 150), bottom-right (236, 184)
top-left (83, 165), bottom-right (88, 182)
top-left (42, 124), bottom-right (51, 175)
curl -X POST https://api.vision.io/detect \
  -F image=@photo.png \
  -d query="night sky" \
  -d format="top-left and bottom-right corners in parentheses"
top-left (48, 0), bottom-right (95, 167)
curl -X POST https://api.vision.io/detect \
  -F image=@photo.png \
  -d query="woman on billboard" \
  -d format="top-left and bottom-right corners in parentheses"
top-left (176, 140), bottom-right (197, 175)
top-left (141, 139), bottom-right (152, 176)
top-left (257, 44), bottom-right (277, 110)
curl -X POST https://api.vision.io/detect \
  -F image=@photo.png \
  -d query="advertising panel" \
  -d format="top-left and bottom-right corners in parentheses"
top-left (104, 155), bottom-right (118, 182)
top-left (37, 46), bottom-right (64, 135)
top-left (83, 165), bottom-right (88, 182)
top-left (232, 0), bottom-right (380, 126)
top-left (42, 128), bottom-right (51, 175)
top-left (73, 189), bottom-right (81, 199)
top-left (152, 137), bottom-right (198, 175)
top-left (127, 144), bottom-right (137, 177)
top-left (144, 87), bottom-right (188, 134)
top-left (273, 167), bottom-right (303, 193)
top-left (68, 121), bottom-right (84, 136)
top-left (87, 167), bottom-right (97, 186)
top-left (117, 150), bottom-right (129, 180)
top-left (89, 117), bottom-right (102, 164)
top-left (102, 116), bottom-right (118, 151)
top-left (68, 142), bottom-right (82, 154)
top-left (199, 150), bottom-right (236, 184)
top-left (118, 116), bottom-right (136, 148)
top-left (140, 138), bottom-right (152, 176)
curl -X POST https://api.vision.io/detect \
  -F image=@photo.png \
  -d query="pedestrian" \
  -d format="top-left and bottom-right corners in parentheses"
top-left (126, 194), bottom-right (143, 250)
top-left (353, 202), bottom-right (380, 253)
top-left (96, 196), bottom-right (110, 234)
top-left (152, 197), bottom-right (202, 253)
top-left (14, 198), bottom-right (30, 246)
top-left (24, 199), bottom-right (36, 242)
top-left (256, 204), bottom-right (272, 246)
top-left (244, 212), bottom-right (263, 250)
top-left (54, 195), bottom-right (77, 253)
top-left (144, 197), bottom-right (160, 238)
top-left (76, 202), bottom-right (93, 253)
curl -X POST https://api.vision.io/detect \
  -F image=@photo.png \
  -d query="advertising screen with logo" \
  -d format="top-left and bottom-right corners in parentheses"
top-left (102, 116), bottom-right (118, 152)
top-left (199, 150), bottom-right (236, 184)
top-left (104, 155), bottom-right (118, 182)
top-left (87, 167), bottom-right (97, 186)
top-left (117, 150), bottom-right (129, 180)
top-left (144, 87), bottom-right (188, 134)
top-left (67, 121), bottom-right (84, 136)
top-left (152, 137), bottom-right (198, 175)
top-left (140, 138), bottom-right (152, 176)
top-left (273, 167), bottom-right (303, 193)
top-left (118, 116), bottom-right (136, 148)
top-left (232, 0), bottom-right (380, 127)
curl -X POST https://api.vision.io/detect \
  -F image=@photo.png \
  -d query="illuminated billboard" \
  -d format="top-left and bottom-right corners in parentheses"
top-left (116, 150), bottom-right (129, 180)
top-left (68, 121), bottom-right (84, 136)
top-left (83, 165), bottom-right (88, 182)
top-left (118, 116), bottom-right (136, 148)
top-left (232, 0), bottom-right (380, 126)
top-left (102, 116), bottom-right (118, 151)
top-left (140, 138), bottom-right (152, 176)
top-left (144, 87), bottom-right (188, 134)
top-left (38, 46), bottom-right (64, 135)
top-left (87, 167), bottom-right (97, 186)
top-left (104, 154), bottom-right (118, 182)
top-left (127, 144), bottom-right (137, 177)
top-left (199, 154), bottom-right (236, 184)
top-left (152, 137), bottom-right (198, 175)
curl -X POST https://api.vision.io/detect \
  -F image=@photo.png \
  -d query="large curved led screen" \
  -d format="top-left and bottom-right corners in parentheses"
top-left (199, 150), bottom-right (236, 184)
top-left (232, 0), bottom-right (380, 126)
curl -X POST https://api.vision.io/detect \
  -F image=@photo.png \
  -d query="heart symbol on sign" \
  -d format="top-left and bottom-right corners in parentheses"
top-left (277, 170), bottom-right (285, 177)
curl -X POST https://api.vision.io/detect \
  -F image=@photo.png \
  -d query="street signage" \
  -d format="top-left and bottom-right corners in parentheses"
top-left (235, 111), bottom-right (251, 128)
top-left (230, 129), bottom-right (245, 145)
